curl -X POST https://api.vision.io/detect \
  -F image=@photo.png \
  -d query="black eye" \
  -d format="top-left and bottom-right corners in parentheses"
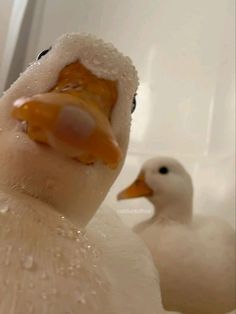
top-left (159, 166), bottom-right (169, 174)
top-left (37, 47), bottom-right (51, 60)
top-left (131, 93), bottom-right (137, 113)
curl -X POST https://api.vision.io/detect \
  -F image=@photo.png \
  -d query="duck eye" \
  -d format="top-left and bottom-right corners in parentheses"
top-left (37, 47), bottom-right (51, 60)
top-left (159, 166), bottom-right (169, 175)
top-left (131, 94), bottom-right (137, 113)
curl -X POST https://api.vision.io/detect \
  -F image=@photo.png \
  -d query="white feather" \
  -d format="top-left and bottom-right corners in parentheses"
top-left (0, 34), bottom-right (166, 313)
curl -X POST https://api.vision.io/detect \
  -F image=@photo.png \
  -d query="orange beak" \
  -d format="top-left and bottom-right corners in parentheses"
top-left (12, 61), bottom-right (122, 169)
top-left (117, 173), bottom-right (153, 200)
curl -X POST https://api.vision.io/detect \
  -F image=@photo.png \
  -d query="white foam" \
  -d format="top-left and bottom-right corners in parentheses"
top-left (4, 33), bottom-right (138, 112)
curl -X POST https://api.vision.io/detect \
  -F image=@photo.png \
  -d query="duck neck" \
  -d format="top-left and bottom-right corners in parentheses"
top-left (0, 182), bottom-right (95, 229)
top-left (148, 196), bottom-right (193, 224)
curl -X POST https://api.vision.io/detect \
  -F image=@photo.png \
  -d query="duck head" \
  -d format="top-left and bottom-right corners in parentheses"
top-left (118, 157), bottom-right (193, 223)
top-left (0, 33), bottom-right (138, 227)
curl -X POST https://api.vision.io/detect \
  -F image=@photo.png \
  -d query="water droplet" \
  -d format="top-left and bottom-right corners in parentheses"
top-left (41, 292), bottom-right (47, 300)
top-left (56, 226), bottom-right (66, 237)
top-left (41, 272), bottom-right (48, 279)
top-left (67, 265), bottom-right (75, 276)
top-left (75, 263), bottom-right (81, 269)
top-left (67, 230), bottom-right (75, 239)
top-left (95, 276), bottom-right (103, 286)
top-left (54, 248), bottom-right (62, 258)
top-left (16, 135), bottom-right (20, 139)
top-left (21, 121), bottom-right (28, 133)
top-left (75, 291), bottom-right (86, 304)
top-left (21, 255), bottom-right (34, 270)
top-left (20, 183), bottom-right (26, 190)
top-left (0, 205), bottom-right (9, 214)
top-left (56, 266), bottom-right (65, 276)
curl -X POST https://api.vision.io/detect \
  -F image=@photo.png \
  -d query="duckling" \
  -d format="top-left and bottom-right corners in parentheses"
top-left (118, 156), bottom-right (236, 314)
top-left (0, 34), bottom-right (166, 314)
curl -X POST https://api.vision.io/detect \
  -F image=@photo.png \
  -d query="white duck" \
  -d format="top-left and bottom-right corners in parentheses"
top-left (0, 34), bottom-right (166, 313)
top-left (118, 156), bottom-right (236, 314)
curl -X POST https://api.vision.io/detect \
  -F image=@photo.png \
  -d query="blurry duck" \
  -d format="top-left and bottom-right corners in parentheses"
top-left (0, 34), bottom-right (166, 313)
top-left (118, 156), bottom-right (236, 314)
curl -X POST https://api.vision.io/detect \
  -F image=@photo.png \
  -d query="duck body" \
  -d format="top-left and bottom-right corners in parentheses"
top-left (138, 214), bottom-right (235, 314)
top-left (118, 157), bottom-right (236, 314)
top-left (0, 34), bottom-right (167, 313)
top-left (0, 190), bottom-right (166, 314)
top-left (0, 190), bottom-right (114, 314)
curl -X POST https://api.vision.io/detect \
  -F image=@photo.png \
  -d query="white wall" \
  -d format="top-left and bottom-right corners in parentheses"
top-left (0, 0), bottom-right (14, 64)
top-left (1, 0), bottom-right (235, 227)
top-left (0, 0), bottom-right (36, 94)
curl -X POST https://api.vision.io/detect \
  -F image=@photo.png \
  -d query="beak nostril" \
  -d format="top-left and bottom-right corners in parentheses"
top-left (55, 106), bottom-right (95, 140)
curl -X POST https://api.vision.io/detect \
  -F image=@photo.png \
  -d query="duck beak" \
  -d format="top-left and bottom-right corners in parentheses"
top-left (117, 173), bottom-right (153, 200)
top-left (12, 61), bottom-right (122, 169)
top-left (12, 93), bottom-right (122, 168)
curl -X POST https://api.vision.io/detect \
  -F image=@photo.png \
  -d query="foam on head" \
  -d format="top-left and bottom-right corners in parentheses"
top-left (0, 33), bottom-right (139, 226)
top-left (2, 33), bottom-right (138, 145)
